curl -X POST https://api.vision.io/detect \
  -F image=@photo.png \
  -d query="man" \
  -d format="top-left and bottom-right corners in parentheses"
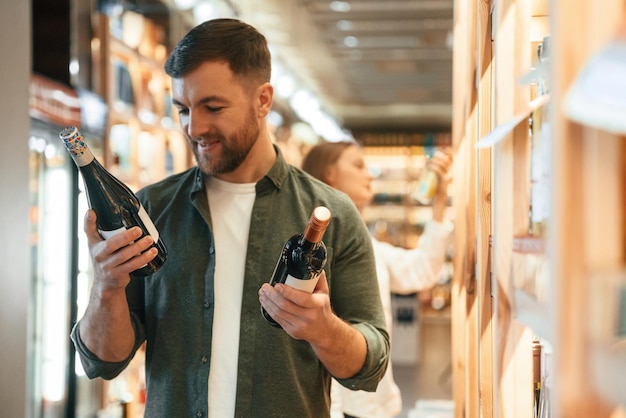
top-left (71, 18), bottom-right (389, 417)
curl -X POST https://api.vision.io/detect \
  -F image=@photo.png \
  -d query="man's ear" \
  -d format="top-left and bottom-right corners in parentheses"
top-left (256, 82), bottom-right (273, 118)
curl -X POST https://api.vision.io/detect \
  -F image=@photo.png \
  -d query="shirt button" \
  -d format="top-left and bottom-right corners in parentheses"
top-left (204, 301), bottom-right (211, 309)
top-left (201, 355), bottom-right (208, 363)
top-left (196, 411), bottom-right (204, 417)
top-left (209, 246), bottom-right (215, 255)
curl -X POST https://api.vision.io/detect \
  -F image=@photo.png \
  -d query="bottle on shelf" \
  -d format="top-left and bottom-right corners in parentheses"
top-left (262, 206), bottom-right (331, 328)
top-left (430, 284), bottom-right (451, 310)
top-left (533, 339), bottom-right (543, 417)
top-left (412, 137), bottom-right (439, 205)
top-left (529, 36), bottom-right (551, 237)
top-left (413, 168), bottom-right (439, 205)
top-left (59, 126), bottom-right (167, 277)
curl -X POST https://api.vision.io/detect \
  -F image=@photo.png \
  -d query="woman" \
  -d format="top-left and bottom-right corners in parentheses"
top-left (301, 141), bottom-right (453, 418)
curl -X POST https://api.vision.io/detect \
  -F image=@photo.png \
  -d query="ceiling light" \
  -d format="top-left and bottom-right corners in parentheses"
top-left (446, 30), bottom-right (454, 50)
top-left (69, 59), bottom-right (79, 76)
top-left (275, 74), bottom-right (296, 98)
top-left (193, 2), bottom-right (215, 24)
top-left (330, 1), bottom-right (351, 12)
top-left (174, 0), bottom-right (198, 11)
top-left (267, 110), bottom-right (284, 128)
top-left (337, 20), bottom-right (353, 30)
top-left (343, 36), bottom-right (359, 48)
top-left (290, 90), bottom-right (320, 114)
top-left (290, 122), bottom-right (319, 144)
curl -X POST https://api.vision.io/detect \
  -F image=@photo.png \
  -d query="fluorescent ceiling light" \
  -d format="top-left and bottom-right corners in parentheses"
top-left (174, 0), bottom-right (198, 11)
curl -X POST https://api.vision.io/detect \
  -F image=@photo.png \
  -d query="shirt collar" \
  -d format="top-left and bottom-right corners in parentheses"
top-left (257, 145), bottom-right (288, 193)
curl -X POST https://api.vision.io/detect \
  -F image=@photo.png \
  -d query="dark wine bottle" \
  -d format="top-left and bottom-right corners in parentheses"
top-left (262, 206), bottom-right (331, 327)
top-left (59, 126), bottom-right (167, 277)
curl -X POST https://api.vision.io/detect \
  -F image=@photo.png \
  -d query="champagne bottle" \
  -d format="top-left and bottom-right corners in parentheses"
top-left (262, 206), bottom-right (331, 327)
top-left (59, 126), bottom-right (167, 277)
top-left (413, 169), bottom-right (439, 205)
top-left (413, 138), bottom-right (438, 205)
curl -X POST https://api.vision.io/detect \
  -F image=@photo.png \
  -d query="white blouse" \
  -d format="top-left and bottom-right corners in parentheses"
top-left (331, 220), bottom-right (452, 418)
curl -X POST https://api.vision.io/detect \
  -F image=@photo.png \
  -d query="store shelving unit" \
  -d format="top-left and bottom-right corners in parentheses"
top-left (87, 10), bottom-right (196, 417)
top-left (363, 144), bottom-right (454, 249)
top-left (451, 0), bottom-right (626, 417)
top-left (92, 11), bottom-right (192, 192)
top-left (363, 146), bottom-right (430, 249)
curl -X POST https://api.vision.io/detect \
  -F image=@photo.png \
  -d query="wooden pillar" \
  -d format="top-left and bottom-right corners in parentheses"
top-left (551, 0), bottom-right (625, 416)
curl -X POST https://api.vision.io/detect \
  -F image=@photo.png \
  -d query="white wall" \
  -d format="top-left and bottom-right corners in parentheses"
top-left (0, 0), bottom-right (32, 417)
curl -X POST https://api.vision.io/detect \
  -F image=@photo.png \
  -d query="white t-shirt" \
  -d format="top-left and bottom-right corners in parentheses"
top-left (206, 177), bottom-right (256, 418)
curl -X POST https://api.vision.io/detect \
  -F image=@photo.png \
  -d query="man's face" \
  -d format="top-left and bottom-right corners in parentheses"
top-left (171, 61), bottom-right (261, 178)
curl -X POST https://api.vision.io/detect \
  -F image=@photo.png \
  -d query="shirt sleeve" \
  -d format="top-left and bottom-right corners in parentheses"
top-left (379, 219), bottom-right (451, 295)
top-left (333, 322), bottom-right (390, 392)
top-left (327, 200), bottom-right (391, 393)
top-left (70, 311), bottom-right (146, 380)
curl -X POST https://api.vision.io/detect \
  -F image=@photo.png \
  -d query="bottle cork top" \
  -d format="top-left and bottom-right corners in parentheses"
top-left (59, 126), bottom-right (94, 167)
top-left (304, 206), bottom-right (331, 243)
top-left (59, 126), bottom-right (87, 156)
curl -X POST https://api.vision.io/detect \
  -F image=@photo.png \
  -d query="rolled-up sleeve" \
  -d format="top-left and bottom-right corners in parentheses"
top-left (70, 312), bottom-right (146, 380)
top-left (333, 322), bottom-right (390, 392)
top-left (323, 196), bottom-right (390, 392)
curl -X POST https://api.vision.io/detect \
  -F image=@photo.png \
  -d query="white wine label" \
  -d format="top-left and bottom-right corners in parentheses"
top-left (137, 205), bottom-right (160, 241)
top-left (284, 273), bottom-right (319, 293)
top-left (97, 206), bottom-right (159, 241)
top-left (99, 226), bottom-right (127, 240)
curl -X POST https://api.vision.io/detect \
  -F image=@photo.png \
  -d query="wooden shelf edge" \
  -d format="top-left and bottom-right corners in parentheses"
top-left (512, 234), bottom-right (545, 254)
top-left (513, 288), bottom-right (553, 342)
top-left (590, 341), bottom-right (626, 408)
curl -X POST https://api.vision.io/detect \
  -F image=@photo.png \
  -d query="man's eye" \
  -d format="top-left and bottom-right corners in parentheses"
top-left (176, 108), bottom-right (189, 116)
top-left (206, 106), bottom-right (223, 113)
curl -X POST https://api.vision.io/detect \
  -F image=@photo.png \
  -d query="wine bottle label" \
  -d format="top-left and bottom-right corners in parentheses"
top-left (284, 273), bottom-right (319, 293)
top-left (98, 205), bottom-right (160, 241)
top-left (99, 226), bottom-right (128, 240)
top-left (137, 205), bottom-right (160, 241)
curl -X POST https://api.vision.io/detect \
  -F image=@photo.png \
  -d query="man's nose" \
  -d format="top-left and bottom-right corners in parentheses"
top-left (186, 110), bottom-right (207, 139)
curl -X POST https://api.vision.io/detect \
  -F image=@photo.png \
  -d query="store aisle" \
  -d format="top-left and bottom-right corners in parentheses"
top-left (392, 299), bottom-right (453, 418)
top-left (393, 361), bottom-right (453, 418)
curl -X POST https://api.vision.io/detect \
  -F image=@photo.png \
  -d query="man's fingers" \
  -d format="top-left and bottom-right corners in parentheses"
top-left (313, 270), bottom-right (328, 294)
top-left (84, 209), bottom-right (102, 246)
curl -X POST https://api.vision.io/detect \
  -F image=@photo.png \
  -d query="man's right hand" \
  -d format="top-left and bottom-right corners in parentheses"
top-left (78, 209), bottom-right (152, 362)
top-left (84, 209), bottom-right (157, 291)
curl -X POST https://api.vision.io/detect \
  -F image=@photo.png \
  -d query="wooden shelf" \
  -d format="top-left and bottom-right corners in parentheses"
top-left (363, 144), bottom-right (452, 249)
top-left (512, 288), bottom-right (551, 342)
top-left (590, 341), bottom-right (626, 407)
top-left (93, 12), bottom-right (192, 191)
top-left (451, 0), bottom-right (626, 416)
top-left (512, 235), bottom-right (545, 254)
top-left (89, 11), bottom-right (193, 416)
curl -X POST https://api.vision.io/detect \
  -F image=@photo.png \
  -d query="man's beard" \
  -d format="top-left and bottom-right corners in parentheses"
top-left (192, 108), bottom-right (260, 176)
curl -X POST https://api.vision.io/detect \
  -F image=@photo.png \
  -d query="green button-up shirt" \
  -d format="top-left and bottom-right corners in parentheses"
top-left (71, 147), bottom-right (389, 418)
